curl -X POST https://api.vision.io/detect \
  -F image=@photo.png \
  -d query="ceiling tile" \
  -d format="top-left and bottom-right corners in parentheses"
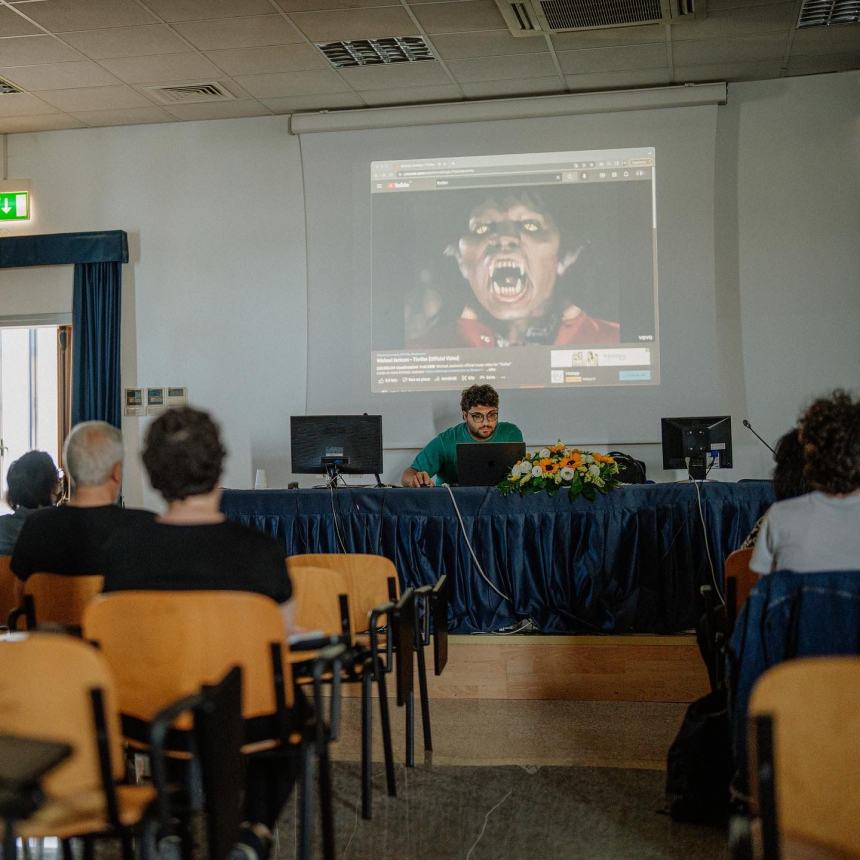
top-left (672, 34), bottom-right (787, 65)
top-left (0, 114), bottom-right (86, 133)
top-left (140, 0), bottom-right (276, 23)
top-left (0, 7), bottom-right (43, 37)
top-left (60, 26), bottom-right (190, 59)
top-left (788, 28), bottom-right (836, 57)
top-left (0, 92), bottom-right (59, 116)
top-left (558, 44), bottom-right (668, 75)
top-left (830, 26), bottom-right (860, 50)
top-left (550, 24), bottom-right (666, 50)
top-left (172, 15), bottom-right (305, 50)
top-left (447, 53), bottom-right (558, 82)
top-left (71, 106), bottom-right (174, 126)
top-left (288, 7), bottom-right (415, 41)
top-left (98, 52), bottom-right (223, 84)
top-left (275, 0), bottom-right (397, 10)
top-left (233, 68), bottom-right (351, 97)
top-left (430, 29), bottom-right (549, 60)
top-left (459, 76), bottom-right (564, 98)
top-left (32, 84), bottom-right (154, 112)
top-left (410, 1), bottom-right (506, 35)
top-left (23, 0), bottom-right (157, 32)
top-left (338, 60), bottom-right (451, 89)
top-left (0, 61), bottom-right (119, 90)
top-left (0, 36), bottom-right (82, 66)
top-left (161, 99), bottom-right (271, 120)
top-left (673, 60), bottom-right (783, 82)
top-left (565, 68), bottom-right (672, 91)
top-left (359, 83), bottom-right (462, 104)
top-left (260, 92), bottom-right (365, 111)
top-left (669, 3), bottom-right (797, 42)
top-left (205, 44), bottom-right (329, 76)
top-left (786, 53), bottom-right (860, 76)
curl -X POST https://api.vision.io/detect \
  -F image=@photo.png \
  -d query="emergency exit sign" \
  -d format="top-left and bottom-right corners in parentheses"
top-left (0, 191), bottom-right (29, 220)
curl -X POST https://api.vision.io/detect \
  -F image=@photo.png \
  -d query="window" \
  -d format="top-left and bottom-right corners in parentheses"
top-left (0, 325), bottom-right (70, 513)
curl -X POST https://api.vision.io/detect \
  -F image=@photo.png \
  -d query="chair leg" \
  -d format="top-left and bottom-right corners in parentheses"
top-left (120, 835), bottom-right (134, 860)
top-left (61, 839), bottom-right (74, 860)
top-left (299, 748), bottom-right (314, 860)
top-left (375, 663), bottom-right (396, 798)
top-left (3, 822), bottom-right (17, 860)
top-left (81, 839), bottom-right (93, 860)
top-left (416, 641), bottom-right (433, 753)
top-left (405, 690), bottom-right (415, 768)
top-left (361, 669), bottom-right (373, 820)
top-left (315, 723), bottom-right (335, 860)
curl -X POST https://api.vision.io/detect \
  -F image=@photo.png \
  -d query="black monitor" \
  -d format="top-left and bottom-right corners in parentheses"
top-left (290, 415), bottom-right (383, 480)
top-left (661, 416), bottom-right (732, 480)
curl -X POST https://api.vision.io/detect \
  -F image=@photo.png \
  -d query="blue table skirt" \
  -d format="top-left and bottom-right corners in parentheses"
top-left (221, 482), bottom-right (773, 634)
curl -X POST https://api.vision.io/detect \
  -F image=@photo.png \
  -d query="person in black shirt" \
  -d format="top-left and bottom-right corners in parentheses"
top-left (0, 450), bottom-right (61, 556)
top-left (11, 422), bottom-right (152, 586)
top-left (102, 406), bottom-right (293, 858)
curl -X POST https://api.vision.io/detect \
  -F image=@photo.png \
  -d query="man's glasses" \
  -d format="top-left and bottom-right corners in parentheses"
top-left (467, 411), bottom-right (499, 424)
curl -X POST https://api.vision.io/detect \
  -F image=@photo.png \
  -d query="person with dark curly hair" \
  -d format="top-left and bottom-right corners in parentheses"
top-left (740, 428), bottom-right (810, 550)
top-left (401, 384), bottom-right (523, 487)
top-left (101, 406), bottom-right (294, 860)
top-left (0, 451), bottom-right (60, 555)
top-left (11, 422), bottom-right (152, 584)
top-left (751, 390), bottom-right (860, 574)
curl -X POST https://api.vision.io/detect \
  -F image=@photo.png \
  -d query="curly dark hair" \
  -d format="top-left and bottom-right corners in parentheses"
top-left (6, 450), bottom-right (58, 509)
top-left (799, 389), bottom-right (860, 495)
top-left (772, 428), bottom-right (809, 501)
top-left (460, 384), bottom-right (499, 413)
top-left (142, 407), bottom-right (227, 502)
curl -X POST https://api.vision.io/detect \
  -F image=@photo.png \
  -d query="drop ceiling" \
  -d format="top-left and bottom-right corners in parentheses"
top-left (0, 0), bottom-right (857, 134)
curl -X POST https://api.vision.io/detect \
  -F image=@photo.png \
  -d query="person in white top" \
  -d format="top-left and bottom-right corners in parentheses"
top-left (751, 389), bottom-right (860, 574)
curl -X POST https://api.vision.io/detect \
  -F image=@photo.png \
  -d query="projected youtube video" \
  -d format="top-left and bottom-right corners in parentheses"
top-left (370, 148), bottom-right (659, 393)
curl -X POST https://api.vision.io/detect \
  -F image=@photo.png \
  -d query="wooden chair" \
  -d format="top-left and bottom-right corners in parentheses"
top-left (0, 632), bottom-right (157, 858)
top-left (725, 548), bottom-right (758, 633)
top-left (0, 555), bottom-right (17, 623)
top-left (8, 573), bottom-right (103, 632)
top-left (83, 590), bottom-right (343, 860)
top-left (744, 657), bottom-right (860, 859)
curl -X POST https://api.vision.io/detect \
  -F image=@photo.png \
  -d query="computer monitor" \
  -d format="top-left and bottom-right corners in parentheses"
top-left (290, 415), bottom-right (383, 479)
top-left (661, 416), bottom-right (732, 480)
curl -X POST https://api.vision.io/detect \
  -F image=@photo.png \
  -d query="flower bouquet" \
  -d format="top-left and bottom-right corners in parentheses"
top-left (497, 443), bottom-right (621, 501)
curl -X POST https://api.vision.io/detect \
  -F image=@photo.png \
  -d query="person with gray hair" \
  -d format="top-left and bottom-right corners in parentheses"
top-left (11, 421), bottom-right (152, 585)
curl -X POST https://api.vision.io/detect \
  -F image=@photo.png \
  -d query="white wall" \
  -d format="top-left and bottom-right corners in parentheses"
top-left (2, 71), bottom-right (858, 498)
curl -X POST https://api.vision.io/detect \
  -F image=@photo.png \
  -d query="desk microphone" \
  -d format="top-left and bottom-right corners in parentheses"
top-left (742, 419), bottom-right (776, 455)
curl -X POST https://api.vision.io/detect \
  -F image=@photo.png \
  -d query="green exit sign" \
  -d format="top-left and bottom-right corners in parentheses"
top-left (0, 191), bottom-right (30, 221)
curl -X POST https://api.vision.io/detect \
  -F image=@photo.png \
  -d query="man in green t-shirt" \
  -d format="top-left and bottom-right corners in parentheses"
top-left (401, 384), bottom-right (524, 487)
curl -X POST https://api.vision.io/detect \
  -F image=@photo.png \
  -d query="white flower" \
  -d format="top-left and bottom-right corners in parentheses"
top-left (539, 448), bottom-right (551, 459)
top-left (518, 461), bottom-right (532, 475)
top-left (582, 454), bottom-right (594, 464)
top-left (560, 466), bottom-right (575, 481)
top-left (531, 465), bottom-right (543, 478)
top-left (588, 464), bottom-right (601, 478)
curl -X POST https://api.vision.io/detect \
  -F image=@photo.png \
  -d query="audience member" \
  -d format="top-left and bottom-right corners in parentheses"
top-left (102, 406), bottom-right (293, 859)
top-left (0, 451), bottom-right (60, 555)
top-left (750, 389), bottom-right (860, 574)
top-left (739, 428), bottom-right (809, 549)
top-left (11, 422), bottom-right (151, 583)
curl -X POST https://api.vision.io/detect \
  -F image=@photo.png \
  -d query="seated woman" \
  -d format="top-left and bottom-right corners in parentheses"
top-left (0, 451), bottom-right (60, 555)
top-left (740, 428), bottom-right (809, 549)
top-left (751, 389), bottom-right (860, 574)
top-left (102, 406), bottom-right (293, 860)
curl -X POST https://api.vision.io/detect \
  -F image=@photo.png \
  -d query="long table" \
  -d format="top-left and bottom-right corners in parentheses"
top-left (221, 482), bottom-right (773, 634)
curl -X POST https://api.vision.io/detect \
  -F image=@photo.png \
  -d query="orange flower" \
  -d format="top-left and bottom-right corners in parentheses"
top-left (539, 458), bottom-right (552, 469)
top-left (550, 443), bottom-right (566, 454)
top-left (546, 462), bottom-right (561, 475)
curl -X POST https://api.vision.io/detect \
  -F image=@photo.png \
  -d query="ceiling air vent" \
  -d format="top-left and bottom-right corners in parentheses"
top-left (495, 0), bottom-right (704, 35)
top-left (797, 0), bottom-right (860, 28)
top-left (143, 82), bottom-right (236, 104)
top-left (0, 76), bottom-right (23, 95)
top-left (317, 36), bottom-right (435, 68)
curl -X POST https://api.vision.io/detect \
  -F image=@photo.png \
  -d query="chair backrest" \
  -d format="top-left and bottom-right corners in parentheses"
top-left (289, 554), bottom-right (399, 634)
top-left (0, 632), bottom-right (125, 797)
top-left (725, 548), bottom-right (756, 629)
top-left (289, 564), bottom-right (351, 637)
top-left (23, 573), bottom-right (104, 628)
top-left (0, 555), bottom-right (17, 622)
top-left (83, 591), bottom-right (293, 727)
top-left (748, 657), bottom-right (860, 856)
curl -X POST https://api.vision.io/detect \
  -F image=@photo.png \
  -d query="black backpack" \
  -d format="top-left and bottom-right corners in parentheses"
top-left (665, 688), bottom-right (732, 824)
top-left (607, 451), bottom-right (647, 483)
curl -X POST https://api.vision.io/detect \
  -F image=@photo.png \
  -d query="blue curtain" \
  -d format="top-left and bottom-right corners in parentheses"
top-left (71, 261), bottom-right (122, 428)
